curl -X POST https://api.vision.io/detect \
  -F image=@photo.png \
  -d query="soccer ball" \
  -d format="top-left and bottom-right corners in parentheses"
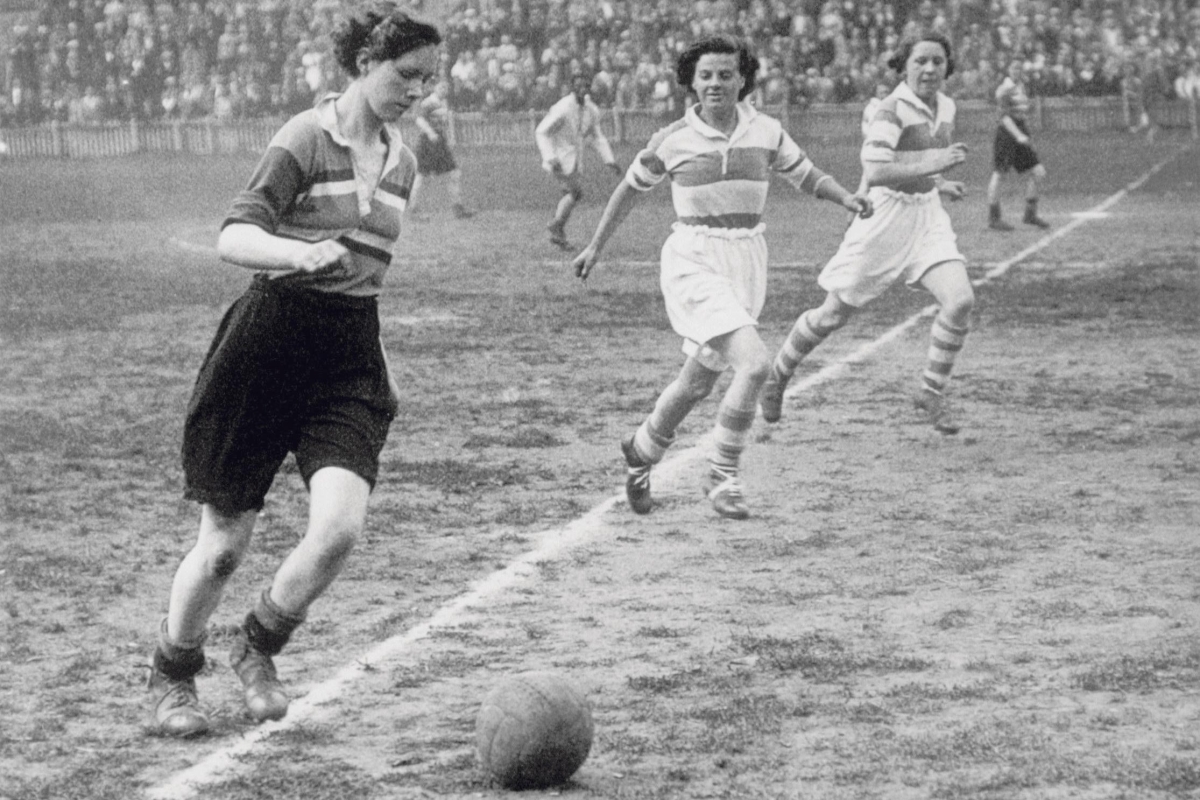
top-left (475, 671), bottom-right (594, 790)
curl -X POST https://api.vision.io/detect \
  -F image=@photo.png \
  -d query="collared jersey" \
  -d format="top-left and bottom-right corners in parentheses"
top-left (995, 76), bottom-right (1030, 121)
top-left (223, 93), bottom-right (415, 297)
top-left (626, 102), bottom-right (815, 230)
top-left (861, 81), bottom-right (956, 195)
top-left (534, 92), bottom-right (616, 174)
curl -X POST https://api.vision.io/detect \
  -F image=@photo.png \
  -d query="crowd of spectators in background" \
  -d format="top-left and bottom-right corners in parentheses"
top-left (3, 0), bottom-right (1200, 126)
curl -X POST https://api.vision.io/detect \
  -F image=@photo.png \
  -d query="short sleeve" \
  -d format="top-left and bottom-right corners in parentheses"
top-left (860, 103), bottom-right (901, 164)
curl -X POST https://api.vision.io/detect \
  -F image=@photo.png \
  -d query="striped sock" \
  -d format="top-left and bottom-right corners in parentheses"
top-left (922, 316), bottom-right (969, 395)
top-left (771, 310), bottom-right (832, 382)
top-left (632, 418), bottom-right (674, 465)
top-left (711, 401), bottom-right (756, 470)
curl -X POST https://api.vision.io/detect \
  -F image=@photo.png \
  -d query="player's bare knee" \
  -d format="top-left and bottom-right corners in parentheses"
top-left (741, 357), bottom-right (772, 386)
top-left (209, 548), bottom-right (243, 580)
top-left (943, 290), bottom-right (975, 325)
top-left (315, 523), bottom-right (361, 566)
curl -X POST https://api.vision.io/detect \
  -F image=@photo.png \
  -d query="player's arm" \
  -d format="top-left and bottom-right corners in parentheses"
top-left (584, 102), bottom-right (621, 174)
top-left (535, 107), bottom-right (566, 170)
top-left (571, 180), bottom-right (642, 281)
top-left (219, 141), bottom-right (348, 273)
top-left (414, 113), bottom-right (438, 140)
top-left (1000, 114), bottom-right (1027, 143)
top-left (864, 146), bottom-right (968, 187)
top-left (779, 157), bottom-right (872, 218)
top-left (996, 81), bottom-right (1029, 143)
top-left (218, 224), bottom-right (349, 274)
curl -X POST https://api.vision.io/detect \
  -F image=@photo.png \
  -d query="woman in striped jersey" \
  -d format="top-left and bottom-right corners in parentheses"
top-left (572, 35), bottom-right (870, 520)
top-left (760, 32), bottom-right (973, 435)
top-left (146, 2), bottom-right (440, 738)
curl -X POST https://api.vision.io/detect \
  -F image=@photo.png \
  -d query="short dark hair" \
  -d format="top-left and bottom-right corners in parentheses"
top-left (332, 1), bottom-right (442, 78)
top-left (676, 35), bottom-right (759, 101)
top-left (886, 32), bottom-right (955, 79)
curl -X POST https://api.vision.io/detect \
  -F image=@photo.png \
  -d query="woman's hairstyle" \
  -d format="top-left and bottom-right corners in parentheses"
top-left (332, 1), bottom-right (442, 77)
top-left (675, 35), bottom-right (759, 101)
top-left (886, 32), bottom-right (955, 78)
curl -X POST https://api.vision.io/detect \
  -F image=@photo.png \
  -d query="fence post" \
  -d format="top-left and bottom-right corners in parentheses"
top-left (130, 116), bottom-right (141, 152)
top-left (612, 105), bottom-right (622, 145)
top-left (50, 118), bottom-right (63, 157)
top-left (172, 119), bottom-right (183, 151)
top-left (1190, 92), bottom-right (1198, 140)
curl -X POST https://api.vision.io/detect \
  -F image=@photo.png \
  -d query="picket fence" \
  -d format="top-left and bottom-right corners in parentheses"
top-left (0, 95), bottom-right (1195, 159)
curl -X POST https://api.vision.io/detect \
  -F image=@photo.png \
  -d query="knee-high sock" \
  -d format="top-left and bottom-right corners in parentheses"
top-left (922, 315), bottom-right (969, 395)
top-left (632, 378), bottom-right (708, 464)
top-left (711, 399), bottom-right (756, 470)
top-left (771, 310), bottom-right (833, 382)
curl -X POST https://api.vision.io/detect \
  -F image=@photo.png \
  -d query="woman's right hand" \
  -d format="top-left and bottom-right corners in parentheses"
top-left (572, 245), bottom-right (600, 281)
top-left (935, 142), bottom-right (969, 173)
top-left (294, 239), bottom-right (351, 273)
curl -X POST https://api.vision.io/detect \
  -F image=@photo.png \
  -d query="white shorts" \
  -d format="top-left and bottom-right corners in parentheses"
top-left (660, 223), bottom-right (768, 372)
top-left (818, 187), bottom-right (964, 308)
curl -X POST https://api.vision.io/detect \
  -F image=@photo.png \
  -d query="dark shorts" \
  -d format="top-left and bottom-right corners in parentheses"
top-left (993, 119), bottom-right (1041, 173)
top-left (415, 135), bottom-right (457, 175)
top-left (182, 275), bottom-right (395, 513)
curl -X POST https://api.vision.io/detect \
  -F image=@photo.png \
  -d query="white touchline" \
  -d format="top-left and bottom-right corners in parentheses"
top-left (147, 148), bottom-right (1186, 800)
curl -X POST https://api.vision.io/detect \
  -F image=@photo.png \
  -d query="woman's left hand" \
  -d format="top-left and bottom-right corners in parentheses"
top-left (938, 180), bottom-right (967, 201)
top-left (844, 193), bottom-right (874, 219)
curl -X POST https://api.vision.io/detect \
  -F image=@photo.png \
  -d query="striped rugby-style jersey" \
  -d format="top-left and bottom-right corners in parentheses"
top-left (995, 76), bottom-right (1030, 121)
top-left (627, 102), bottom-right (815, 230)
top-left (861, 81), bottom-right (956, 196)
top-left (224, 94), bottom-right (415, 297)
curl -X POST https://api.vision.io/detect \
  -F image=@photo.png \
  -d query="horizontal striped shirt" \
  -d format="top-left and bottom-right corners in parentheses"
top-left (627, 102), bottom-right (814, 230)
top-left (223, 93), bottom-right (415, 297)
top-left (861, 81), bottom-right (956, 195)
top-left (995, 76), bottom-right (1030, 121)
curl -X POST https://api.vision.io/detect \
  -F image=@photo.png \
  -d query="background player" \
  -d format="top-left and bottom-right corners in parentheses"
top-left (572, 35), bottom-right (869, 520)
top-left (760, 32), bottom-right (972, 435)
top-left (987, 58), bottom-right (1050, 231)
top-left (535, 72), bottom-right (622, 250)
top-left (409, 79), bottom-right (475, 219)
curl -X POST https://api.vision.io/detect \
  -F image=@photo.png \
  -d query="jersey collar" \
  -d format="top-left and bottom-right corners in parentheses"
top-left (316, 93), bottom-right (405, 178)
top-left (893, 80), bottom-right (942, 122)
top-left (684, 100), bottom-right (758, 142)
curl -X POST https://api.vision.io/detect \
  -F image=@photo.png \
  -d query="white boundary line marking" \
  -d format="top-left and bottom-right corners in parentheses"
top-left (148, 149), bottom-right (1185, 799)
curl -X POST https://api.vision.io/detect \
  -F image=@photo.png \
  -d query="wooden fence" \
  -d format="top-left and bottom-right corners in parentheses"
top-left (0, 96), bottom-right (1195, 159)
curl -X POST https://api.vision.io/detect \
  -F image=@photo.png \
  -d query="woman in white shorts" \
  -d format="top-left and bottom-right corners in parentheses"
top-left (760, 31), bottom-right (972, 435)
top-left (571, 35), bottom-right (870, 520)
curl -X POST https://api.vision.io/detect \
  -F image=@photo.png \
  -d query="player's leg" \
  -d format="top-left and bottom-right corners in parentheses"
top-left (231, 466), bottom-right (371, 722)
top-left (449, 167), bottom-right (474, 218)
top-left (150, 506), bottom-right (256, 737)
top-left (761, 292), bottom-right (856, 423)
top-left (704, 326), bottom-right (772, 519)
top-left (1022, 163), bottom-right (1050, 228)
top-left (548, 173), bottom-right (582, 248)
top-left (408, 171), bottom-right (427, 217)
top-left (914, 259), bottom-right (974, 434)
top-left (623, 358), bottom-right (721, 514)
top-left (987, 168), bottom-right (1014, 231)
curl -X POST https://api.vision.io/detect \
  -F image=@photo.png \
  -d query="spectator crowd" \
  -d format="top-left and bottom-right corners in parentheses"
top-left (3, 0), bottom-right (1200, 127)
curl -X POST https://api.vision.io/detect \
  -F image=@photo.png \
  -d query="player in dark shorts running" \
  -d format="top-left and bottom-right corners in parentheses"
top-left (145, 2), bottom-right (439, 738)
top-left (987, 58), bottom-right (1050, 231)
